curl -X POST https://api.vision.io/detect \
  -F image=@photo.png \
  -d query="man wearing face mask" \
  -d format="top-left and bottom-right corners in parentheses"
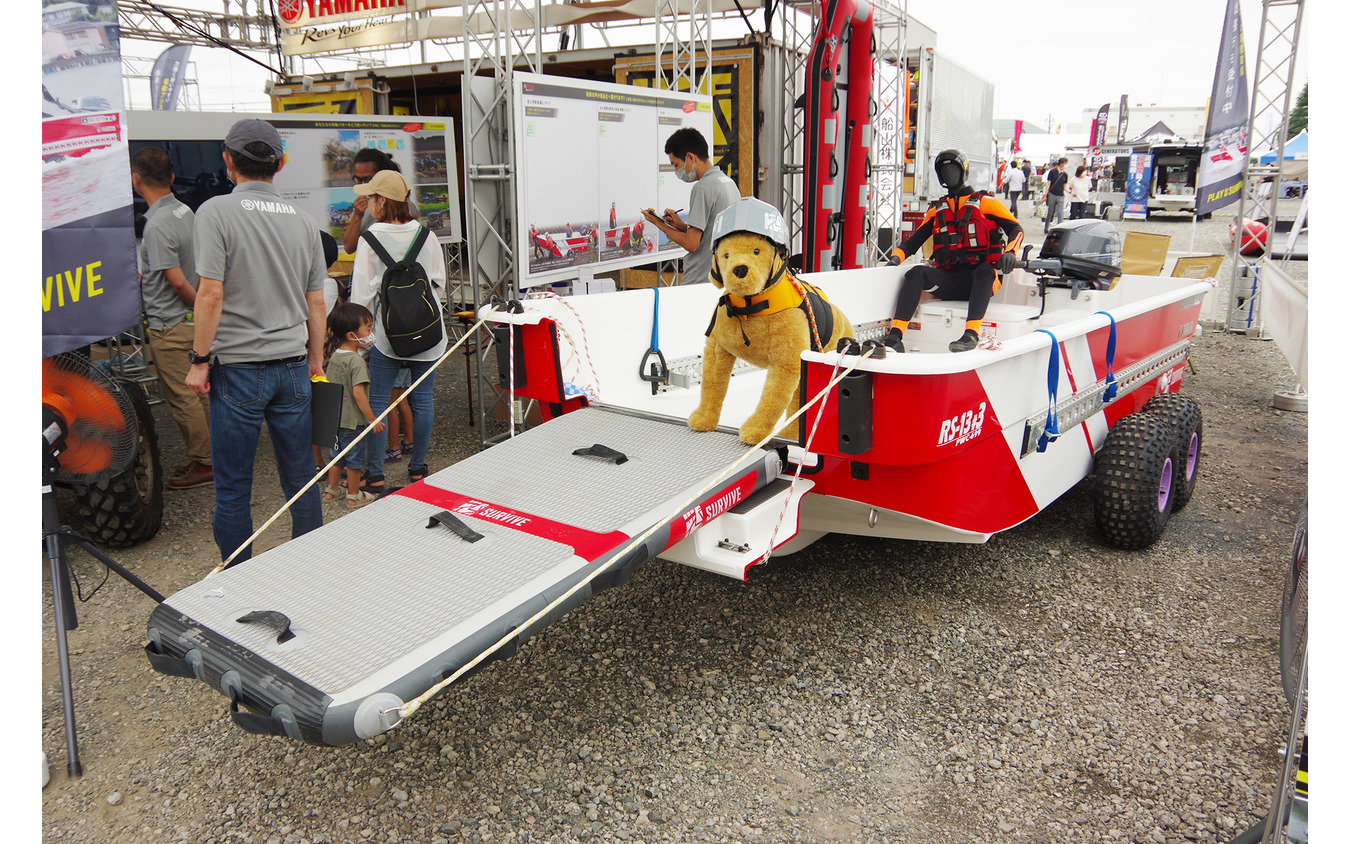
top-left (883, 149), bottom-right (1023, 353)
top-left (186, 118), bottom-right (329, 565)
top-left (641, 127), bottom-right (740, 286)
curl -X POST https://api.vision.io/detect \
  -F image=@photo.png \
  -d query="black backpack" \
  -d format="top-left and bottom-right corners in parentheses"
top-left (362, 226), bottom-right (444, 357)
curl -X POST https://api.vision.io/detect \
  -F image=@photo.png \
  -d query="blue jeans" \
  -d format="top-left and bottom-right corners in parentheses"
top-left (332, 426), bottom-right (368, 471)
top-left (208, 358), bottom-right (323, 564)
top-left (365, 346), bottom-right (437, 482)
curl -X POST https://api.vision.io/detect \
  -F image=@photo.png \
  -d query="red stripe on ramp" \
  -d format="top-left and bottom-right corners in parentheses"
top-left (393, 485), bottom-right (630, 562)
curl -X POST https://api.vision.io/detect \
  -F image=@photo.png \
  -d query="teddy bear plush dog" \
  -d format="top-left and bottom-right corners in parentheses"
top-left (688, 198), bottom-right (854, 445)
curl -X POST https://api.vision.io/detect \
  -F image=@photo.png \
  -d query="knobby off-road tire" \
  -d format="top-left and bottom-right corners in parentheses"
top-left (72, 378), bottom-right (164, 547)
top-left (1279, 503), bottom-right (1309, 709)
top-left (1091, 413), bottom-right (1179, 550)
top-left (1143, 392), bottom-right (1202, 510)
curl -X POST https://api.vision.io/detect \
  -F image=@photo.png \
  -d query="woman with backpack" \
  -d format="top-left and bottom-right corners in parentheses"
top-left (349, 169), bottom-right (447, 493)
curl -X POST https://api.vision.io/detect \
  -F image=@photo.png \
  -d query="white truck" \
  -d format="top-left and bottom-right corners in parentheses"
top-left (897, 47), bottom-right (997, 241)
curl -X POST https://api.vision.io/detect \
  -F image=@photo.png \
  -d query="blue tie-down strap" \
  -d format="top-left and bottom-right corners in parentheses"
top-left (1095, 311), bottom-right (1118, 402)
top-left (1035, 329), bottom-right (1060, 453)
top-left (638, 287), bottom-right (668, 395)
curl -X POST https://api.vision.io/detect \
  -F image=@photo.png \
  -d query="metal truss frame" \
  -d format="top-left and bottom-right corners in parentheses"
top-left (1227, 0), bottom-right (1304, 334)
top-left (866, 0), bottom-right (907, 264)
top-left (774, 0), bottom-right (908, 268)
top-left (117, 0), bottom-right (274, 51)
top-left (461, 0), bottom-right (545, 442)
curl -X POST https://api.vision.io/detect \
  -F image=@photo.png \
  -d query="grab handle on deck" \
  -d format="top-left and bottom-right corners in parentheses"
top-left (236, 610), bottom-right (296, 644)
top-left (426, 511), bottom-right (485, 543)
top-left (573, 443), bottom-right (629, 465)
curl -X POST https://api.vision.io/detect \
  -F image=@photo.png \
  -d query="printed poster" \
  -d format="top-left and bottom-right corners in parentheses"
top-left (1123, 152), bottom-right (1153, 221)
top-left (42, 12), bottom-right (140, 357)
top-left (514, 72), bottom-right (714, 285)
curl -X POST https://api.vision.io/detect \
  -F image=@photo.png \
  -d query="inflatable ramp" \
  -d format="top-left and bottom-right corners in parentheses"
top-left (146, 408), bottom-right (780, 745)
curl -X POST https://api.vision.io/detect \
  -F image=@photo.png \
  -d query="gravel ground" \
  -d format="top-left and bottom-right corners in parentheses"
top-left (41, 209), bottom-right (1310, 843)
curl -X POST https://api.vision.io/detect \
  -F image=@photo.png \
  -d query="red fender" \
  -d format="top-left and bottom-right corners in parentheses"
top-left (802, 0), bottom-right (874, 273)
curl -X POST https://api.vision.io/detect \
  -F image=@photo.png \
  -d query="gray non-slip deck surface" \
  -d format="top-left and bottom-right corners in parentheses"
top-left (423, 408), bottom-right (759, 534)
top-left (163, 409), bottom-right (758, 697)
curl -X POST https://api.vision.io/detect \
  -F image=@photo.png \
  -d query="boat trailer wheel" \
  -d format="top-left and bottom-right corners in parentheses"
top-left (1091, 413), bottom-right (1180, 550)
top-left (1142, 393), bottom-right (1203, 511)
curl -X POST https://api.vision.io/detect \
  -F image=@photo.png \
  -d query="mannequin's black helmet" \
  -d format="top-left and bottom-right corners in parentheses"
top-left (934, 148), bottom-right (969, 190)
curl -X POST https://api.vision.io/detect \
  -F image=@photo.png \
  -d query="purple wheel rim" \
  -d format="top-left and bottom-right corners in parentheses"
top-left (1185, 432), bottom-right (1199, 480)
top-left (1157, 456), bottom-right (1173, 512)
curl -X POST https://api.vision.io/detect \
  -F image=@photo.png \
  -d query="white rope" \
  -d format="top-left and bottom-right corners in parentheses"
top-left (209, 317), bottom-right (490, 577)
top-left (389, 345), bottom-right (883, 724)
top-left (508, 305), bottom-right (517, 439)
top-left (524, 290), bottom-right (603, 402)
top-left (762, 352), bottom-right (846, 567)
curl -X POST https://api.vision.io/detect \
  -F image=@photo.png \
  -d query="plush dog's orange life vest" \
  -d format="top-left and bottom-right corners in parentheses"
top-left (708, 276), bottom-right (836, 352)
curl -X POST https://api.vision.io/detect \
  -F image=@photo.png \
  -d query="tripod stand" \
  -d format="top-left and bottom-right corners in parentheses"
top-left (42, 447), bottom-right (163, 779)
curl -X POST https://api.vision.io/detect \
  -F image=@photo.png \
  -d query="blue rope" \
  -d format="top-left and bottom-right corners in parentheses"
top-left (1035, 329), bottom-right (1060, 453)
top-left (1095, 311), bottom-right (1118, 402)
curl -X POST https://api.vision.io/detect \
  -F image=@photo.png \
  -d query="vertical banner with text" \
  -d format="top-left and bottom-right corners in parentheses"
top-left (42, 11), bottom-right (140, 357)
top-left (1123, 152), bottom-right (1153, 220)
top-left (150, 44), bottom-right (192, 111)
top-left (1093, 104), bottom-right (1109, 146)
top-left (1195, 0), bottom-right (1249, 215)
top-left (1117, 95), bottom-right (1129, 143)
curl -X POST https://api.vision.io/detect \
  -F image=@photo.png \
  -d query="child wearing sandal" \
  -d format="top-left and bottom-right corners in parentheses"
top-left (322, 303), bottom-right (386, 508)
top-left (384, 366), bottom-right (414, 464)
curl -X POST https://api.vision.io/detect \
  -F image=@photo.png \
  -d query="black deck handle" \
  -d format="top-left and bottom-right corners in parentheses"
top-left (236, 610), bottom-right (296, 644)
top-left (426, 510), bottom-right (484, 543)
top-left (572, 443), bottom-right (628, 465)
top-left (638, 347), bottom-right (668, 396)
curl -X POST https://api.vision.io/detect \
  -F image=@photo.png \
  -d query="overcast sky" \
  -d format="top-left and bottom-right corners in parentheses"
top-left (907, 0), bottom-right (1309, 130)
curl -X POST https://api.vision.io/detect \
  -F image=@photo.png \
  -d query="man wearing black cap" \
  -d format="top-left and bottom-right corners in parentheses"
top-left (185, 118), bottom-right (329, 565)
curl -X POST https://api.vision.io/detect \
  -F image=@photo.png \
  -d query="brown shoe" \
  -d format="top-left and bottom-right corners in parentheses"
top-left (167, 461), bottom-right (213, 490)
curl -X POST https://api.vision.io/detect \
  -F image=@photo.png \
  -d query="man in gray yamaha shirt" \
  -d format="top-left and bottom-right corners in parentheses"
top-left (641, 127), bottom-right (740, 286)
top-left (130, 146), bottom-right (213, 490)
top-left (186, 119), bottom-right (328, 566)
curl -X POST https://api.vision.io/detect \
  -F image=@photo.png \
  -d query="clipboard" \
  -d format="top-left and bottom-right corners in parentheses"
top-left (311, 380), bottom-right (344, 448)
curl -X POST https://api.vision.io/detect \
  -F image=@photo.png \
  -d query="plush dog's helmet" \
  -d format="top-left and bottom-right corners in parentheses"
top-left (709, 197), bottom-right (790, 256)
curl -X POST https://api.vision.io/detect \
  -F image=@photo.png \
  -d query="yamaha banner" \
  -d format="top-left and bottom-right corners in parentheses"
top-left (150, 44), bottom-right (192, 111)
top-left (1093, 103), bottom-right (1109, 146)
top-left (1117, 95), bottom-right (1129, 143)
top-left (1195, 0), bottom-right (1250, 215)
top-left (42, 14), bottom-right (140, 357)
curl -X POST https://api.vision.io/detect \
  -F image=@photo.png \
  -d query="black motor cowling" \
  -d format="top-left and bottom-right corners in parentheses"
top-left (1039, 219), bottom-right (1122, 283)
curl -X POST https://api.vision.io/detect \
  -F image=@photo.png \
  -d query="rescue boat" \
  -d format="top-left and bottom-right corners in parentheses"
top-left (145, 222), bottom-right (1212, 745)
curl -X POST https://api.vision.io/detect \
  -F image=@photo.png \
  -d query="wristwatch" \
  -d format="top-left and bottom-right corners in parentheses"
top-left (187, 349), bottom-right (210, 365)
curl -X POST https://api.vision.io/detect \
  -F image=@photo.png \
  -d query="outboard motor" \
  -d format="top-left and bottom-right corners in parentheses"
top-left (1038, 219), bottom-right (1122, 287)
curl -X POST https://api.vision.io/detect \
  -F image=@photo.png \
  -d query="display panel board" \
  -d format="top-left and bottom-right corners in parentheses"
top-left (128, 111), bottom-right (460, 253)
top-left (613, 47), bottom-right (756, 196)
top-left (514, 72), bottom-right (715, 285)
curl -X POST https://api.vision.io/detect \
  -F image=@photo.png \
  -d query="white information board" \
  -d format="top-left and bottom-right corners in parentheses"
top-left (513, 72), bottom-right (715, 285)
top-left (129, 111), bottom-right (460, 253)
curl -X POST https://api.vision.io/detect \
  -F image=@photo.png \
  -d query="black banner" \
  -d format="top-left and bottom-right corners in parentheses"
top-left (42, 206), bottom-right (141, 358)
top-left (150, 44), bottom-right (191, 111)
top-left (1094, 103), bottom-right (1109, 146)
top-left (1117, 95), bottom-right (1129, 144)
top-left (1196, 0), bottom-right (1250, 215)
